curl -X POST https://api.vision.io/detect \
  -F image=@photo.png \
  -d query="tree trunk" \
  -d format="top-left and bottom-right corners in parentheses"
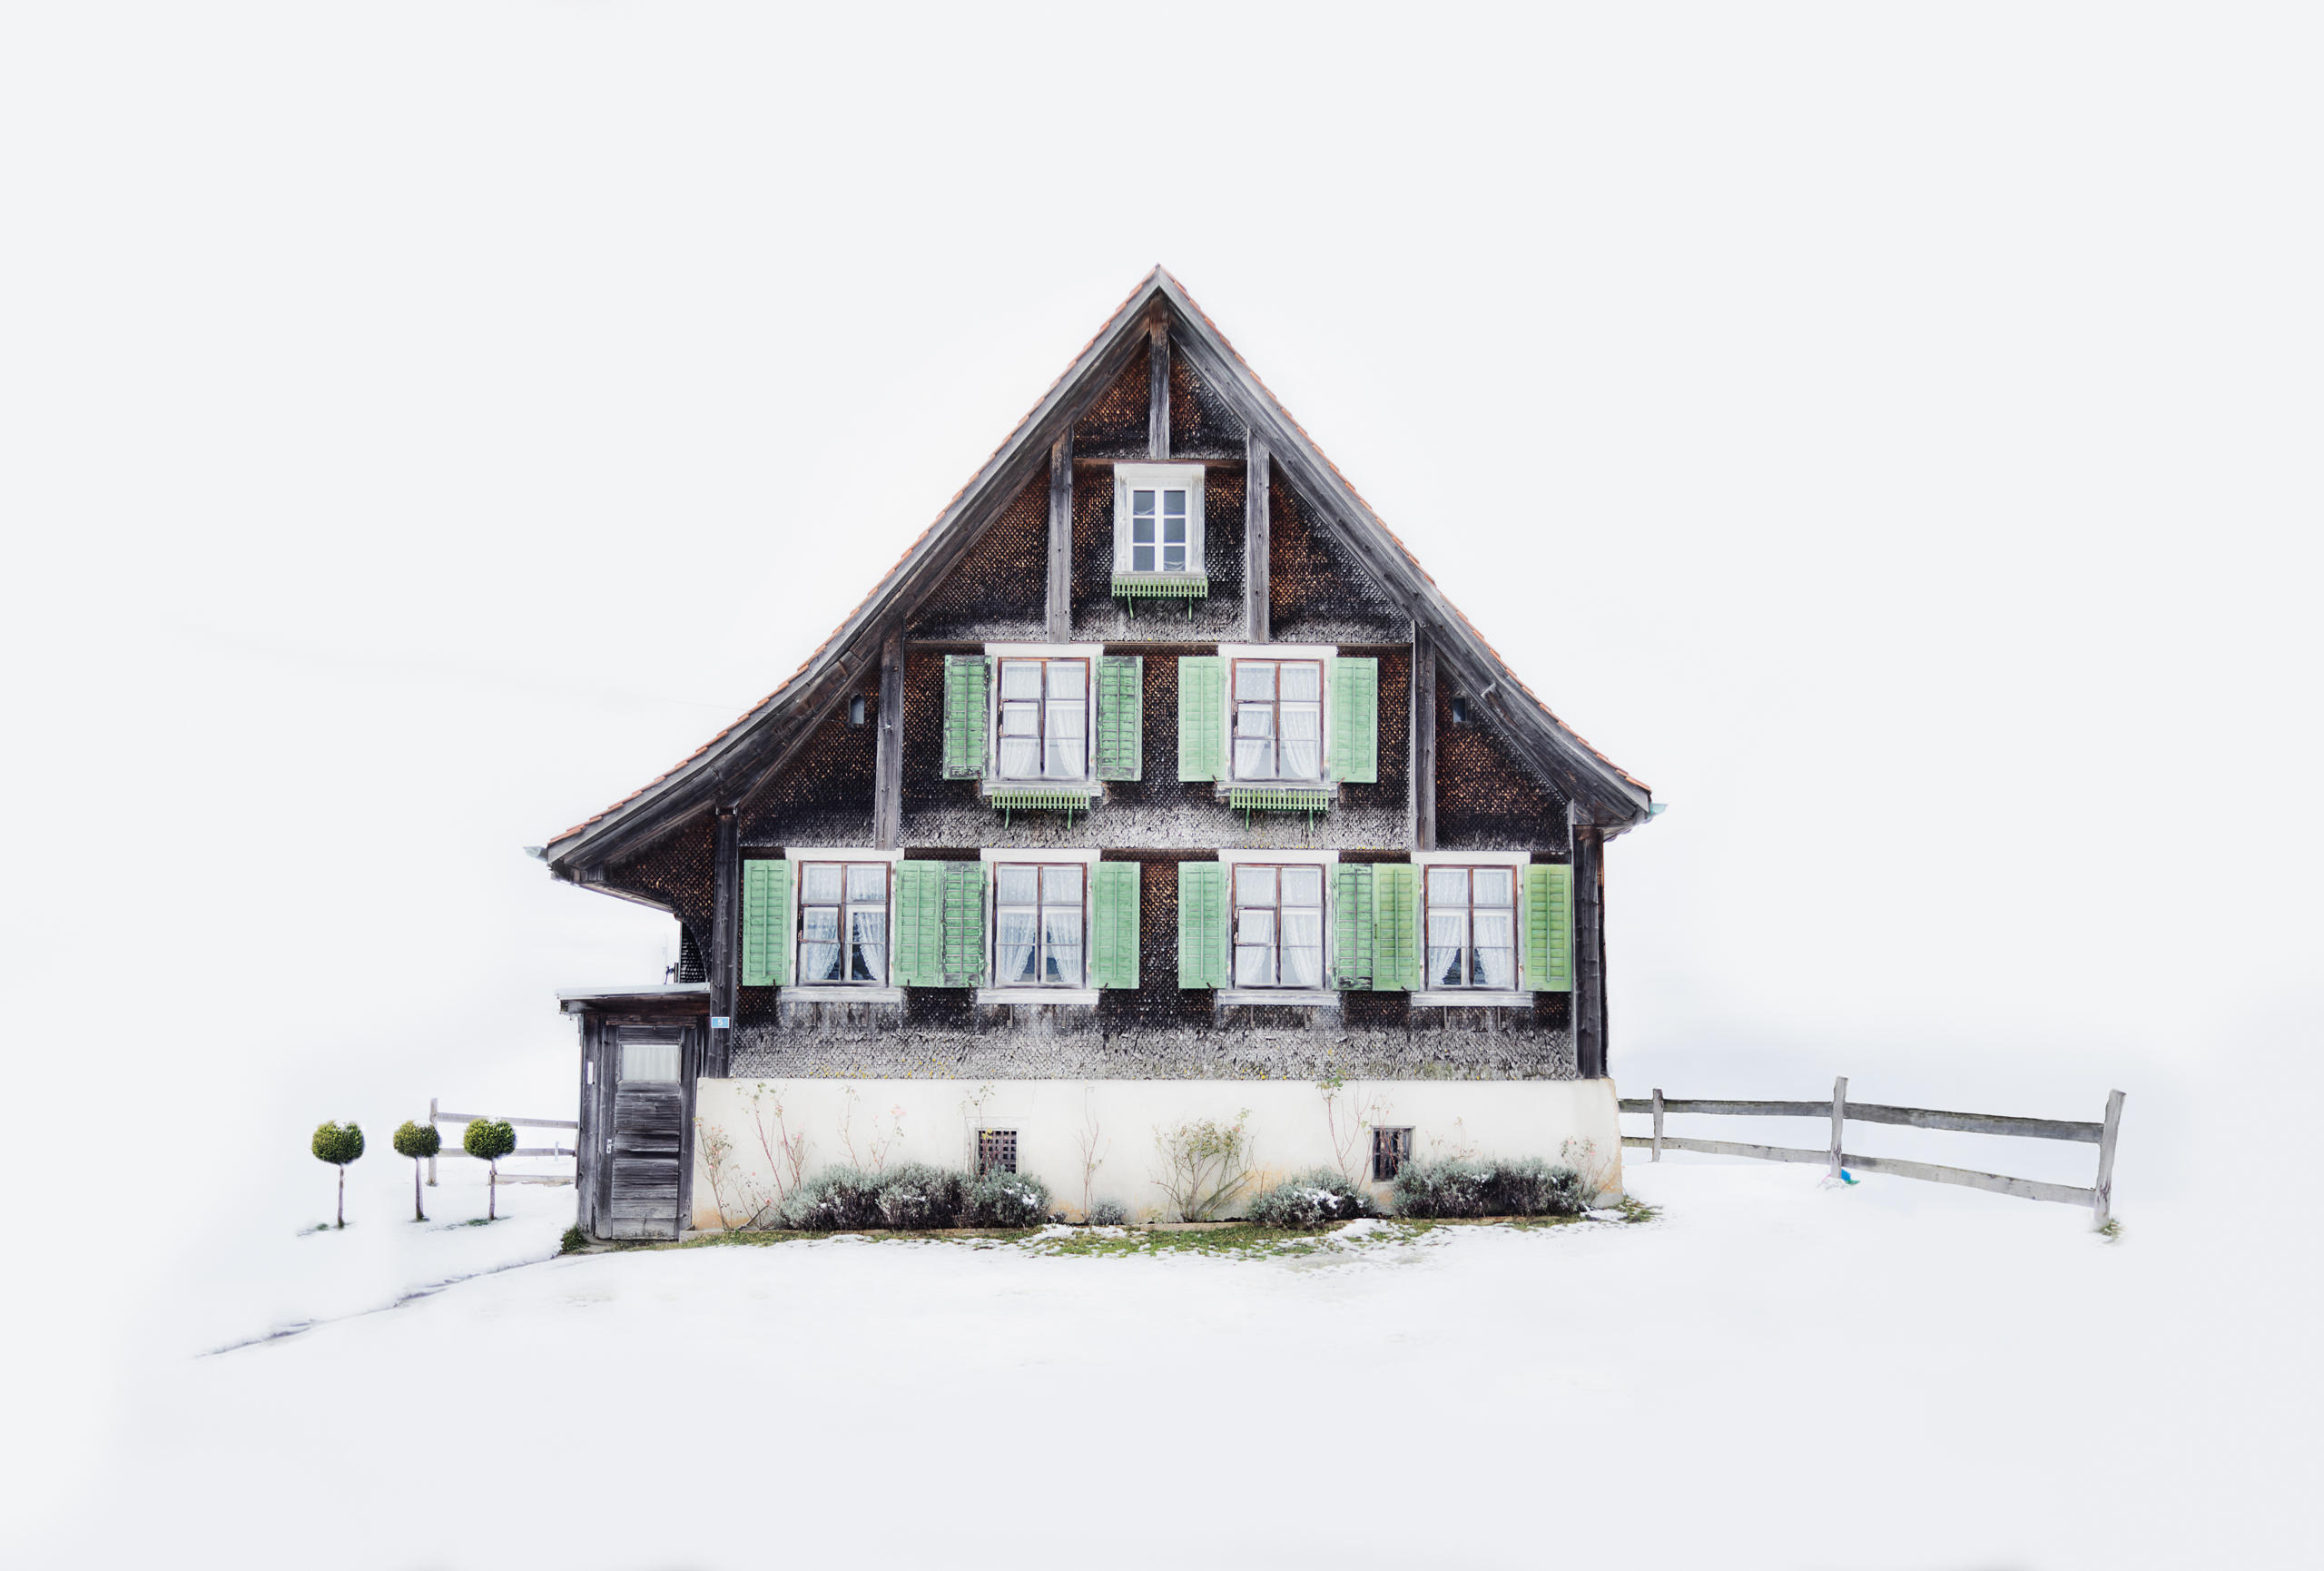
top-left (413, 1159), bottom-right (426, 1222)
top-left (336, 1166), bottom-right (345, 1229)
top-left (488, 1161), bottom-right (497, 1220)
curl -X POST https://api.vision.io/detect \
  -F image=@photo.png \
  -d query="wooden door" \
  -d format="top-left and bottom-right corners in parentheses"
top-left (605, 1024), bottom-right (687, 1239)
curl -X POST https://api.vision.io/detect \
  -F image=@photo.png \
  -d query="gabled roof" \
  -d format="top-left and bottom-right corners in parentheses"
top-left (544, 269), bottom-right (1651, 873)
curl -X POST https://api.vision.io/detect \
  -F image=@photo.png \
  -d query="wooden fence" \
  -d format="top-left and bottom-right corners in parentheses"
top-left (426, 1098), bottom-right (580, 1188)
top-left (1620, 1078), bottom-right (2125, 1229)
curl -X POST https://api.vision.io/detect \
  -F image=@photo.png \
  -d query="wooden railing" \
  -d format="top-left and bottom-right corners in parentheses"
top-left (1620, 1078), bottom-right (2125, 1229)
top-left (425, 1098), bottom-right (581, 1188)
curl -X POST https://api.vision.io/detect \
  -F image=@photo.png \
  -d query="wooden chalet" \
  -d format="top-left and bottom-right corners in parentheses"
top-left (539, 269), bottom-right (1656, 1239)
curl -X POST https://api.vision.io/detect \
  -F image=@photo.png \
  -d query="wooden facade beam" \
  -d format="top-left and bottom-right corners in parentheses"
top-left (1147, 320), bottom-right (1170, 459)
top-left (1412, 630), bottom-right (1436, 850)
top-left (1161, 314), bottom-right (1650, 827)
top-left (1046, 434), bottom-right (1073, 640)
top-left (707, 808), bottom-right (738, 1078)
top-left (873, 625), bottom-right (904, 847)
top-left (1573, 824), bottom-right (1606, 1079)
top-left (1246, 435), bottom-right (1270, 641)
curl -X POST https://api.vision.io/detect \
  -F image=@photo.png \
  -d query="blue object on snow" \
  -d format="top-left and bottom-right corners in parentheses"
top-left (1839, 1169), bottom-right (1858, 1184)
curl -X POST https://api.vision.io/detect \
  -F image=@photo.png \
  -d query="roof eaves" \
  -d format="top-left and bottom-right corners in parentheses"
top-left (545, 271), bottom-right (1170, 860)
top-left (1154, 269), bottom-right (1651, 805)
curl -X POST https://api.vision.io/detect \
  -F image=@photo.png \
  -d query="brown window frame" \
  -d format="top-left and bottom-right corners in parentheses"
top-left (1230, 862), bottom-right (1328, 989)
top-left (989, 861), bottom-right (1089, 989)
top-left (1228, 657), bottom-right (1325, 784)
top-left (1422, 865), bottom-right (1520, 990)
top-left (993, 657), bottom-right (1091, 783)
top-left (795, 860), bottom-right (893, 987)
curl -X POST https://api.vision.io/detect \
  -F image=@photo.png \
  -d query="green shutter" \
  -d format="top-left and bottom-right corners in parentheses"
top-left (1370, 863), bottom-right (1417, 992)
top-left (1328, 657), bottom-right (1379, 784)
top-left (939, 861), bottom-right (986, 986)
top-left (1331, 863), bottom-right (1375, 990)
top-left (1176, 861), bottom-right (1228, 988)
top-left (942, 655), bottom-right (990, 779)
top-left (741, 859), bottom-right (790, 987)
top-left (1524, 864), bottom-right (1573, 992)
top-left (891, 861), bottom-right (945, 987)
top-left (1177, 656), bottom-right (1224, 782)
top-left (1095, 656), bottom-right (1144, 781)
top-left (1089, 861), bottom-right (1141, 989)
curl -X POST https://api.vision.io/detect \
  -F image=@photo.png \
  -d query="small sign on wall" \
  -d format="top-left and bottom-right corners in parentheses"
top-left (711, 1017), bottom-right (731, 1030)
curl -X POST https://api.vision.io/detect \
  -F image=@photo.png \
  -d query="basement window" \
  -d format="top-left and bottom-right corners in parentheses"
top-left (1371, 1127), bottom-right (1413, 1182)
top-left (977, 1129), bottom-right (1018, 1177)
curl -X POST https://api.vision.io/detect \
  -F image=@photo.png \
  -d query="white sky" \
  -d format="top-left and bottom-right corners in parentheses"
top-left (3, 0), bottom-right (2319, 1516)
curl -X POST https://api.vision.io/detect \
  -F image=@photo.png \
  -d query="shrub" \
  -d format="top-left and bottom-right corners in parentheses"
top-left (310, 1121), bottom-right (365, 1229)
top-left (462, 1119), bottom-right (517, 1220)
top-left (1152, 1112), bottom-right (1254, 1221)
top-left (1391, 1156), bottom-right (1592, 1220)
top-left (391, 1120), bottom-right (441, 1222)
top-left (875, 1163), bottom-right (970, 1230)
top-left (779, 1166), bottom-right (892, 1231)
top-left (1246, 1169), bottom-right (1381, 1229)
top-left (559, 1225), bottom-right (588, 1254)
top-left (1084, 1200), bottom-right (1129, 1227)
top-left (962, 1171), bottom-right (1052, 1229)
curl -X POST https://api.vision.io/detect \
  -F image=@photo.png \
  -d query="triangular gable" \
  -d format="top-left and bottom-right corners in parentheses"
top-left (544, 269), bottom-right (1649, 870)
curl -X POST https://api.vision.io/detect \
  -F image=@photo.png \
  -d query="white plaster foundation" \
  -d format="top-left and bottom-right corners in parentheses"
top-left (690, 1077), bottom-right (1624, 1229)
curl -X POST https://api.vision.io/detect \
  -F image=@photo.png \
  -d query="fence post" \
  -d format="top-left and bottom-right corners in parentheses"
top-left (427, 1097), bottom-right (438, 1188)
top-left (1651, 1088), bottom-right (1664, 1161)
top-left (1828, 1076), bottom-right (1848, 1181)
top-left (2092, 1089), bottom-right (2125, 1230)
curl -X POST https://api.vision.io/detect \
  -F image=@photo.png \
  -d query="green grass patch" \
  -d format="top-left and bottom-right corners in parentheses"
top-left (650, 1207), bottom-right (1649, 1261)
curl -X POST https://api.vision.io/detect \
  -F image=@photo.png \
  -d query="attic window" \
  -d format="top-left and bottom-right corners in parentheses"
top-left (1111, 463), bottom-right (1207, 603)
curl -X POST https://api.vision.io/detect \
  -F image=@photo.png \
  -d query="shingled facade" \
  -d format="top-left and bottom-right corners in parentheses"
top-left (543, 271), bottom-right (1656, 1239)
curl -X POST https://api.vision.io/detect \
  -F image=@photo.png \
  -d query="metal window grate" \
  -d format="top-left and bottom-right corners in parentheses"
top-left (977, 1129), bottom-right (1018, 1177)
top-left (1371, 1127), bottom-right (1413, 1183)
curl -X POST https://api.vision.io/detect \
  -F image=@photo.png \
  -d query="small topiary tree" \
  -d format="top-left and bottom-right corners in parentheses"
top-left (391, 1120), bottom-right (442, 1222)
top-left (311, 1121), bottom-right (365, 1229)
top-left (463, 1118), bottom-right (517, 1220)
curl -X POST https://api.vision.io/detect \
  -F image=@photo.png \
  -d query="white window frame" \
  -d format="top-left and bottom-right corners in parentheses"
top-left (981, 643), bottom-right (1105, 795)
top-left (1112, 463), bottom-right (1207, 577)
top-left (1216, 643), bottom-right (1337, 787)
top-left (977, 847), bottom-right (1101, 1007)
top-left (1215, 847), bottom-right (1340, 1008)
top-left (1409, 848), bottom-right (1531, 1007)
top-left (783, 846), bottom-right (905, 1004)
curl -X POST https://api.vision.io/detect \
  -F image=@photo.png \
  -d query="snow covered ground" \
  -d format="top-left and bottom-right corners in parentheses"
top-left (5, 1157), bottom-right (2305, 1570)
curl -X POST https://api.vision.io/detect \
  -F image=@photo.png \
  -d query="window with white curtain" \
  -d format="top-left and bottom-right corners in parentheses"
top-left (1423, 865), bottom-right (1517, 989)
top-left (1231, 658), bottom-right (1323, 781)
top-left (991, 863), bottom-right (1086, 987)
top-left (798, 861), bottom-right (891, 984)
top-left (1232, 864), bottom-right (1325, 988)
top-left (995, 657), bottom-right (1089, 781)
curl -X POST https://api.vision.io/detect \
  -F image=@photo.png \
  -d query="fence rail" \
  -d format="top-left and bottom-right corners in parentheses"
top-left (1619, 1079), bottom-right (2125, 1229)
top-left (425, 1098), bottom-right (579, 1188)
